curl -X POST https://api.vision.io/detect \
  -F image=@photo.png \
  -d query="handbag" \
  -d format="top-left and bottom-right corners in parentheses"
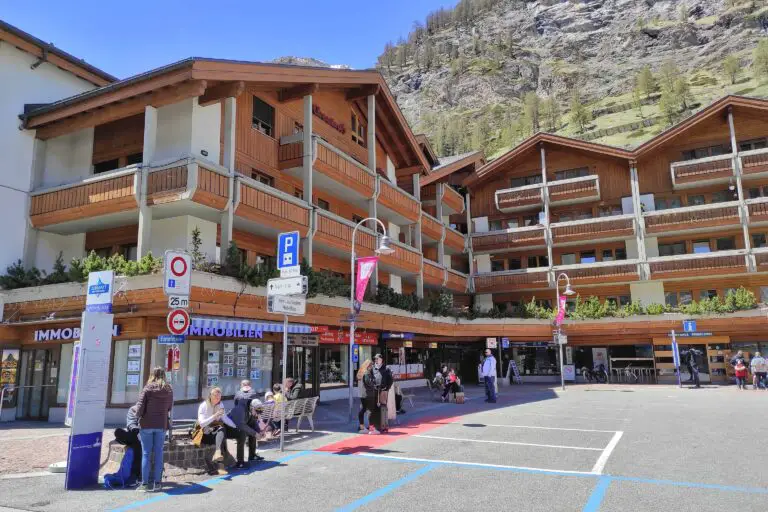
top-left (378, 389), bottom-right (388, 406)
top-left (190, 422), bottom-right (204, 447)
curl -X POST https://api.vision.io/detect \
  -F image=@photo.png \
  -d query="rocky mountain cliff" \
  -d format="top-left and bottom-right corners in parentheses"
top-left (377, 0), bottom-right (768, 156)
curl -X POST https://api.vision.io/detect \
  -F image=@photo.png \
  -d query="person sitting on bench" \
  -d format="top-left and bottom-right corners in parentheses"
top-left (441, 368), bottom-right (460, 402)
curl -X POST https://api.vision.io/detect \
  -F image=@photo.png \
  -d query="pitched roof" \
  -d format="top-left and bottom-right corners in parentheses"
top-left (415, 134), bottom-right (439, 166)
top-left (421, 150), bottom-right (486, 186)
top-left (0, 19), bottom-right (115, 86)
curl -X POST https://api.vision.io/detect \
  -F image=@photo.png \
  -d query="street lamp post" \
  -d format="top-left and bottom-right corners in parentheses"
top-left (349, 217), bottom-right (394, 420)
top-left (555, 272), bottom-right (576, 391)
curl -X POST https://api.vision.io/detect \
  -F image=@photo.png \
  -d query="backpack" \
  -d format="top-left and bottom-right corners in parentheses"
top-left (104, 446), bottom-right (137, 489)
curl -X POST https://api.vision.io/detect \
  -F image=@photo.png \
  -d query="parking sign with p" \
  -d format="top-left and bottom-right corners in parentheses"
top-left (277, 231), bottom-right (300, 277)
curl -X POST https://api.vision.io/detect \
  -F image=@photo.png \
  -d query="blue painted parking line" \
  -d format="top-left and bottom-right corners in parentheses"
top-left (611, 475), bottom-right (768, 495)
top-left (108, 451), bottom-right (310, 512)
top-left (582, 476), bottom-right (612, 512)
top-left (335, 464), bottom-right (438, 512)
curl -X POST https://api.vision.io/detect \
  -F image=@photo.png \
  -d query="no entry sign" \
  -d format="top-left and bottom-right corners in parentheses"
top-left (167, 308), bottom-right (190, 336)
top-left (164, 251), bottom-right (191, 296)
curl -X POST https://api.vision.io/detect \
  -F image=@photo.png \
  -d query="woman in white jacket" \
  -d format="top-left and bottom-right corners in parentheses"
top-left (198, 387), bottom-right (236, 469)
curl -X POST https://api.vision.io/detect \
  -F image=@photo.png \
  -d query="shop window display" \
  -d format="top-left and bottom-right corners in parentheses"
top-left (111, 339), bottom-right (145, 404)
top-left (150, 340), bottom-right (201, 400)
top-left (319, 345), bottom-right (348, 387)
top-left (56, 343), bottom-right (73, 404)
top-left (509, 345), bottom-right (560, 376)
top-left (201, 341), bottom-right (273, 397)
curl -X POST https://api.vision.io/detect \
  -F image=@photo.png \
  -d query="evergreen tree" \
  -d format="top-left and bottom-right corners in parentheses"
top-left (673, 77), bottom-right (693, 111)
top-left (658, 60), bottom-right (679, 91)
top-left (424, 38), bottom-right (435, 69)
top-left (523, 92), bottom-right (541, 133)
top-left (632, 85), bottom-right (644, 118)
top-left (753, 39), bottom-right (768, 82)
top-left (723, 55), bottom-right (741, 85)
top-left (541, 98), bottom-right (561, 132)
top-left (636, 66), bottom-right (657, 99)
top-left (659, 85), bottom-right (678, 125)
top-left (569, 91), bottom-right (591, 133)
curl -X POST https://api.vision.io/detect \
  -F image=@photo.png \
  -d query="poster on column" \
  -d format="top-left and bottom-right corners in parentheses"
top-left (592, 348), bottom-right (608, 371)
top-left (65, 309), bottom-right (114, 490)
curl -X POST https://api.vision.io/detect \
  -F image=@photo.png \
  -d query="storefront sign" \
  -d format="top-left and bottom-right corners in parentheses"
top-left (428, 343), bottom-right (438, 349)
top-left (187, 326), bottom-right (264, 339)
top-left (288, 334), bottom-right (319, 347)
top-left (501, 337), bottom-right (510, 349)
top-left (35, 324), bottom-right (121, 342)
top-left (403, 341), bottom-right (413, 348)
top-left (563, 364), bottom-right (576, 381)
top-left (85, 270), bottom-right (114, 313)
top-left (486, 337), bottom-right (497, 349)
top-left (319, 331), bottom-right (378, 345)
top-left (382, 332), bottom-right (414, 340)
top-left (673, 332), bottom-right (712, 337)
top-left (312, 104), bottom-right (345, 134)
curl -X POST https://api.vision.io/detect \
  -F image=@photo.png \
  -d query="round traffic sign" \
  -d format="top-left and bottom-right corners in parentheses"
top-left (167, 308), bottom-right (190, 335)
top-left (170, 256), bottom-right (188, 277)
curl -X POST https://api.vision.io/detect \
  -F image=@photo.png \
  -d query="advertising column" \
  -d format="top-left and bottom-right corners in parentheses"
top-left (65, 271), bottom-right (115, 490)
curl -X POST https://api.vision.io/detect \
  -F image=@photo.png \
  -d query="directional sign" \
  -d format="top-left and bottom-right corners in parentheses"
top-left (267, 276), bottom-right (308, 297)
top-left (683, 320), bottom-right (696, 333)
top-left (168, 295), bottom-right (190, 309)
top-left (158, 334), bottom-right (186, 345)
top-left (167, 308), bottom-right (190, 335)
top-left (557, 334), bottom-right (568, 345)
top-left (164, 251), bottom-right (192, 297)
top-left (277, 231), bottom-right (300, 270)
top-left (674, 332), bottom-right (712, 338)
top-left (268, 295), bottom-right (306, 316)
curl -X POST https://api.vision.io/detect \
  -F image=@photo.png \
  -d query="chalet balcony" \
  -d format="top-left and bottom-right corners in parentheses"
top-left (29, 166), bottom-right (139, 231)
top-left (423, 259), bottom-right (446, 288)
top-left (553, 260), bottom-right (640, 285)
top-left (754, 247), bottom-right (768, 269)
top-left (747, 197), bottom-right (768, 224)
top-left (234, 176), bottom-right (311, 237)
top-left (421, 211), bottom-right (443, 244)
top-left (421, 183), bottom-right (465, 215)
top-left (445, 268), bottom-right (469, 294)
top-left (548, 175), bottom-right (600, 206)
top-left (379, 238), bottom-right (422, 276)
top-left (471, 226), bottom-right (546, 253)
top-left (148, 160), bottom-right (231, 211)
top-left (444, 226), bottom-right (466, 254)
top-left (378, 176), bottom-right (421, 225)
top-left (670, 154), bottom-right (734, 189)
top-left (643, 202), bottom-right (741, 236)
top-left (550, 214), bottom-right (635, 245)
top-left (740, 147), bottom-right (768, 180)
top-left (278, 136), bottom-right (376, 205)
top-left (494, 183), bottom-right (543, 213)
top-left (473, 267), bottom-right (551, 293)
top-left (648, 250), bottom-right (748, 279)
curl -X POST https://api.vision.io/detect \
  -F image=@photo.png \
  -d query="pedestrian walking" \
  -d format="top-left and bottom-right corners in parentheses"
top-left (229, 380), bottom-right (263, 468)
top-left (357, 359), bottom-right (372, 433)
top-left (135, 367), bottom-right (173, 492)
top-left (735, 360), bottom-right (748, 390)
top-left (750, 352), bottom-right (767, 390)
top-left (363, 353), bottom-right (392, 434)
top-left (481, 349), bottom-right (497, 403)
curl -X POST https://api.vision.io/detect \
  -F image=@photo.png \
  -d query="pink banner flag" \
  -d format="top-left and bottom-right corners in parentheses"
top-left (555, 295), bottom-right (567, 326)
top-left (354, 256), bottom-right (379, 313)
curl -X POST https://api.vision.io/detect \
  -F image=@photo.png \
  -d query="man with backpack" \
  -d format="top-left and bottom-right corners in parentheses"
top-left (106, 404), bottom-right (142, 488)
top-left (228, 380), bottom-right (263, 468)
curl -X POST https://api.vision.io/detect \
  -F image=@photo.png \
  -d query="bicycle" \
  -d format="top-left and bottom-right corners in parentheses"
top-left (622, 364), bottom-right (638, 383)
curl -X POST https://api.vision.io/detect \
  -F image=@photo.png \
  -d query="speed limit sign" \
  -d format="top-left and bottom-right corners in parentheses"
top-left (167, 309), bottom-right (190, 336)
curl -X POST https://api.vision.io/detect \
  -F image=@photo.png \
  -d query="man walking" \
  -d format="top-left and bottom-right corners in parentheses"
top-left (228, 380), bottom-right (263, 468)
top-left (750, 352), bottom-right (766, 390)
top-left (481, 349), bottom-right (497, 403)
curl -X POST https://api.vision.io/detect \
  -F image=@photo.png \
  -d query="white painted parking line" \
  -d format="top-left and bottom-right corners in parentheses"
top-left (510, 411), bottom-right (628, 421)
top-left (413, 434), bottom-right (604, 451)
top-left (590, 430), bottom-right (624, 475)
top-left (474, 424), bottom-right (619, 434)
top-left (357, 452), bottom-right (598, 476)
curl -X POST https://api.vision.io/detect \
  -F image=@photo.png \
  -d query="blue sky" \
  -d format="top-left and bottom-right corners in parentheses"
top-left (2, 0), bottom-right (456, 79)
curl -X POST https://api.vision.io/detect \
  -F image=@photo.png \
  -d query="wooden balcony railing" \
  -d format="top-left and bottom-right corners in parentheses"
top-left (472, 226), bottom-right (545, 252)
top-left (379, 239), bottom-right (422, 275)
top-left (313, 209), bottom-right (376, 255)
top-left (474, 268), bottom-right (550, 293)
top-left (277, 140), bottom-right (303, 169)
top-left (147, 164), bottom-right (188, 199)
top-left (648, 250), bottom-right (747, 278)
top-left (548, 175), bottom-right (600, 206)
top-left (553, 260), bottom-right (639, 284)
top-left (194, 165), bottom-right (230, 210)
top-left (643, 202), bottom-right (741, 234)
top-left (443, 185), bottom-right (464, 214)
top-left (754, 248), bottom-right (768, 268)
top-left (235, 176), bottom-right (311, 234)
top-left (444, 226), bottom-right (466, 253)
top-left (421, 212), bottom-right (443, 242)
top-left (670, 154), bottom-right (733, 189)
top-left (739, 147), bottom-right (768, 178)
top-left (550, 215), bottom-right (635, 244)
top-left (378, 177), bottom-right (421, 223)
top-left (423, 259), bottom-right (445, 286)
top-left (445, 268), bottom-right (469, 293)
top-left (495, 183), bottom-right (543, 213)
top-left (421, 183), bottom-right (438, 202)
top-left (29, 167), bottom-right (139, 227)
top-left (747, 198), bottom-right (768, 222)
top-left (238, 128), bottom-right (278, 170)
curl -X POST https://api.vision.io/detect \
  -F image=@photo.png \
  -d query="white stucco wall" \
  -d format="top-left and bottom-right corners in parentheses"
top-left (149, 216), bottom-right (217, 261)
top-left (475, 293), bottom-right (494, 311)
top-left (629, 281), bottom-right (665, 306)
top-left (475, 254), bottom-right (491, 273)
top-left (41, 127), bottom-right (94, 188)
top-left (154, 98), bottom-right (221, 164)
top-left (386, 155), bottom-right (396, 182)
top-left (34, 232), bottom-right (85, 272)
top-left (191, 100), bottom-right (222, 163)
top-left (0, 42), bottom-right (97, 272)
top-left (472, 216), bottom-right (489, 233)
top-left (388, 274), bottom-right (402, 294)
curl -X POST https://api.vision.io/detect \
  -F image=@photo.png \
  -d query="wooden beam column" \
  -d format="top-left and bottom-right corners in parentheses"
top-left (540, 143), bottom-right (554, 286)
top-left (629, 161), bottom-right (648, 280)
top-left (367, 94), bottom-right (378, 288)
top-left (219, 96), bottom-right (236, 263)
top-left (728, 107), bottom-right (754, 272)
top-left (302, 94), bottom-right (314, 266)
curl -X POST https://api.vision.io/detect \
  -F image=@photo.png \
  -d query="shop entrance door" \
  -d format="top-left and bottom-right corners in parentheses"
top-left (286, 345), bottom-right (319, 397)
top-left (16, 348), bottom-right (56, 420)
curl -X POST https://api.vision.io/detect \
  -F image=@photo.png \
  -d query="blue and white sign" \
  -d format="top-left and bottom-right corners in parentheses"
top-left (163, 251), bottom-right (192, 297)
top-left (502, 337), bottom-right (510, 349)
top-left (85, 271), bottom-right (114, 313)
top-left (672, 339), bottom-right (680, 368)
top-left (158, 334), bottom-right (186, 345)
top-left (683, 320), bottom-right (697, 333)
top-left (277, 231), bottom-right (300, 276)
top-left (65, 311), bottom-right (114, 490)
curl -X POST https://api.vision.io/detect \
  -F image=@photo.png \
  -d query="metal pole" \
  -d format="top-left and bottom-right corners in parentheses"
top-left (556, 278), bottom-right (565, 391)
top-left (348, 236), bottom-right (357, 422)
top-left (280, 313), bottom-right (288, 452)
top-left (672, 329), bottom-right (681, 389)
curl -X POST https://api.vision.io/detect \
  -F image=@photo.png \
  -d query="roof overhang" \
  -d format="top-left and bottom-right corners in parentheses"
top-left (421, 151), bottom-right (486, 186)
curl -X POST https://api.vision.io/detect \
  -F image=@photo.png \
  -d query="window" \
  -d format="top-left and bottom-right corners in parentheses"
top-left (712, 190), bottom-right (732, 203)
top-left (554, 167), bottom-right (590, 181)
top-left (149, 339), bottom-right (202, 400)
top-left (681, 144), bottom-right (730, 160)
top-left (315, 198), bottom-right (330, 211)
top-left (536, 299), bottom-right (552, 309)
top-left (561, 253), bottom-right (576, 265)
top-left (580, 251), bottom-right (596, 264)
top-left (606, 297), bottom-right (619, 307)
top-left (688, 195), bottom-right (705, 206)
top-left (111, 340), bottom-right (145, 404)
top-left (749, 188), bottom-right (763, 199)
top-left (126, 153), bottom-right (143, 166)
top-left (294, 188), bottom-right (304, 199)
top-left (94, 159), bottom-right (119, 174)
top-left (602, 249), bottom-right (614, 262)
top-left (659, 242), bottom-right (686, 256)
top-left (490, 219), bottom-right (503, 231)
top-left (528, 255), bottom-right (549, 268)
top-left (665, 292), bottom-right (678, 308)
top-left (598, 205), bottom-right (622, 217)
top-left (121, 244), bottom-right (137, 261)
top-left (558, 213), bottom-right (573, 222)
top-left (619, 295), bottom-right (631, 306)
top-left (655, 197), bottom-right (682, 210)
top-left (508, 258), bottom-right (522, 270)
top-left (320, 345), bottom-right (349, 387)
top-left (523, 214), bottom-right (538, 227)
top-left (506, 219), bottom-right (520, 229)
top-left (715, 237), bottom-right (735, 251)
top-left (724, 287), bottom-right (737, 298)
top-left (56, 343), bottom-right (74, 404)
top-left (251, 170), bottom-right (274, 186)
top-left (351, 112), bottom-right (366, 147)
top-left (700, 289), bottom-right (717, 300)
top-left (352, 214), bottom-right (364, 224)
top-left (254, 255), bottom-right (273, 269)
top-left (93, 247), bottom-right (111, 259)
top-left (511, 175), bottom-right (542, 188)
top-left (739, 138), bottom-right (767, 152)
top-left (491, 259), bottom-right (505, 272)
top-left (753, 234), bottom-right (767, 248)
top-left (679, 291), bottom-right (693, 305)
top-left (615, 248), bottom-right (626, 260)
top-left (761, 287), bottom-right (768, 303)
top-left (692, 240), bottom-right (711, 254)
top-left (252, 96), bottom-right (274, 136)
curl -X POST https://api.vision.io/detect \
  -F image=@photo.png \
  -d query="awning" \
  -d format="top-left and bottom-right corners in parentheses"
top-left (191, 316), bottom-right (312, 334)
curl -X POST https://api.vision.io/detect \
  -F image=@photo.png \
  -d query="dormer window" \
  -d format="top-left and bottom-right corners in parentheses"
top-left (351, 111), bottom-right (366, 148)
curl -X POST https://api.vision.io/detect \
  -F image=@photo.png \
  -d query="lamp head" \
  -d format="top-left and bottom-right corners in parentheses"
top-left (375, 234), bottom-right (395, 256)
top-left (564, 283), bottom-right (576, 296)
